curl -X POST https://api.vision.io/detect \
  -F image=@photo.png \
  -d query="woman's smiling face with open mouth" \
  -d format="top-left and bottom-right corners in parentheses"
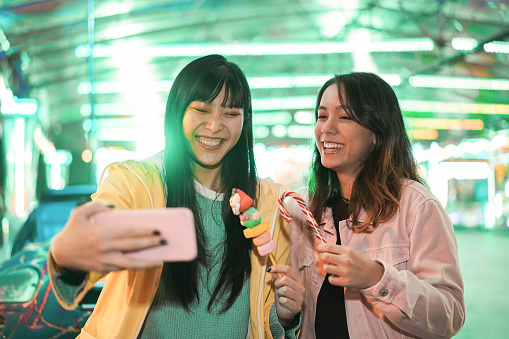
top-left (315, 84), bottom-right (375, 178)
top-left (183, 85), bottom-right (244, 169)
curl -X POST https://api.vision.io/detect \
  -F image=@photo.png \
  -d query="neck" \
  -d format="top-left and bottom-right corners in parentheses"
top-left (336, 172), bottom-right (355, 200)
top-left (193, 165), bottom-right (223, 192)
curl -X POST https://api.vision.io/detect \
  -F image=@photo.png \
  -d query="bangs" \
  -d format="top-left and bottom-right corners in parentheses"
top-left (194, 70), bottom-right (246, 109)
top-left (336, 79), bottom-right (364, 125)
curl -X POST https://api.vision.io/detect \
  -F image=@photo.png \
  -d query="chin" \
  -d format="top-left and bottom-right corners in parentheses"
top-left (195, 159), bottom-right (223, 169)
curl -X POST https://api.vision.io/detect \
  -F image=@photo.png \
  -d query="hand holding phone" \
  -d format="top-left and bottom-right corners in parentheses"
top-left (94, 208), bottom-right (197, 262)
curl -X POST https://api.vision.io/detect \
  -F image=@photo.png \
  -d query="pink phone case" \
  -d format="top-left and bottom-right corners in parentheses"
top-left (94, 208), bottom-right (197, 262)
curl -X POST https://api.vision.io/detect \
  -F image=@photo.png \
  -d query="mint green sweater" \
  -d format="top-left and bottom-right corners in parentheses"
top-left (140, 191), bottom-right (250, 338)
top-left (52, 180), bottom-right (298, 338)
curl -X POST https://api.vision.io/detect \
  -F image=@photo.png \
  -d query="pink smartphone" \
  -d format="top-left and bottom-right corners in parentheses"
top-left (94, 208), bottom-right (197, 262)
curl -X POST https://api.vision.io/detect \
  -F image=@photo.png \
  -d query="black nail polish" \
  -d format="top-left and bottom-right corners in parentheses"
top-left (107, 203), bottom-right (115, 208)
top-left (266, 267), bottom-right (272, 272)
top-left (153, 230), bottom-right (161, 236)
top-left (160, 239), bottom-right (168, 245)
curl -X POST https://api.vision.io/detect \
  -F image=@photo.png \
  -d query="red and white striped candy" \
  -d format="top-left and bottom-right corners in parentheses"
top-left (278, 191), bottom-right (326, 244)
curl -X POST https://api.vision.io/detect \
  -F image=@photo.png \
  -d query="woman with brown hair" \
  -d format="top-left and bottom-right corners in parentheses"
top-left (288, 72), bottom-right (465, 338)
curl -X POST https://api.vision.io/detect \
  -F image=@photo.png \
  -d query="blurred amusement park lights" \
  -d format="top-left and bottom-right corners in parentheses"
top-left (75, 39), bottom-right (435, 58)
top-left (80, 99), bottom-right (509, 117)
top-left (409, 75), bottom-right (509, 90)
top-left (451, 38), bottom-right (509, 54)
top-left (77, 74), bottom-right (402, 95)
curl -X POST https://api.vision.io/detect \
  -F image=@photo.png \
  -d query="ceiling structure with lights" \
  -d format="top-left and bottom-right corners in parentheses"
top-left (1, 0), bottom-right (508, 153)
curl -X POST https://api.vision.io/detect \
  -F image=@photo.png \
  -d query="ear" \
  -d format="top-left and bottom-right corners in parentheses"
top-left (371, 131), bottom-right (376, 146)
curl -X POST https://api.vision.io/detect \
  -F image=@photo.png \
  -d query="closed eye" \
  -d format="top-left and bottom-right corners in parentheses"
top-left (225, 111), bottom-right (242, 117)
top-left (192, 107), bottom-right (207, 113)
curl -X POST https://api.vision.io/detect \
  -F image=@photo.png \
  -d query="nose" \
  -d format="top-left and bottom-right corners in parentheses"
top-left (205, 110), bottom-right (223, 133)
top-left (321, 117), bottom-right (336, 135)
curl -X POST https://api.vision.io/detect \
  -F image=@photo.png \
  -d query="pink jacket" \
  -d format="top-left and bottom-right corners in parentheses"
top-left (289, 181), bottom-right (465, 339)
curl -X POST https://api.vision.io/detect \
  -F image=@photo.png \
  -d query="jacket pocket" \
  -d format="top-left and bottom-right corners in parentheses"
top-left (366, 243), bottom-right (410, 271)
top-left (297, 237), bottom-right (314, 269)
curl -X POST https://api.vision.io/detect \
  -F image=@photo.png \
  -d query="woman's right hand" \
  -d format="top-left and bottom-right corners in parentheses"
top-left (50, 202), bottom-right (165, 273)
top-left (315, 243), bottom-right (384, 290)
top-left (269, 265), bottom-right (305, 327)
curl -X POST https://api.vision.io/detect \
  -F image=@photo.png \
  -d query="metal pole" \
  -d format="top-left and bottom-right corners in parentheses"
top-left (87, 0), bottom-right (96, 184)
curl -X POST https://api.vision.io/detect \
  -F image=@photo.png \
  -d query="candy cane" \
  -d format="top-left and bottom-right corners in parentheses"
top-left (278, 191), bottom-right (326, 244)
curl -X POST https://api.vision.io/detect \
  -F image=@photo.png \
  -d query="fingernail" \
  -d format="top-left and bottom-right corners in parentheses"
top-left (153, 230), bottom-right (161, 236)
top-left (107, 203), bottom-right (115, 208)
top-left (160, 239), bottom-right (168, 245)
top-left (266, 267), bottom-right (272, 272)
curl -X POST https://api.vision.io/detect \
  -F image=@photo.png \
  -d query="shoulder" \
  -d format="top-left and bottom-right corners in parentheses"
top-left (257, 177), bottom-right (282, 199)
top-left (95, 159), bottom-right (166, 209)
top-left (400, 179), bottom-right (444, 212)
top-left (401, 180), bottom-right (436, 201)
top-left (102, 160), bottom-right (161, 184)
top-left (99, 160), bottom-right (164, 197)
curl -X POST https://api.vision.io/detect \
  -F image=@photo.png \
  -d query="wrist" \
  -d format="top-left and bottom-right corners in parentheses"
top-left (49, 239), bottom-right (64, 268)
top-left (280, 313), bottom-right (300, 330)
top-left (369, 261), bottom-right (385, 287)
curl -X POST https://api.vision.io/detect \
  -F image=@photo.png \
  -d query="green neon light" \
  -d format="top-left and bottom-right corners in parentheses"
top-left (294, 111), bottom-right (314, 124)
top-left (451, 37), bottom-right (478, 51)
top-left (272, 125), bottom-right (287, 138)
top-left (253, 97), bottom-right (316, 111)
top-left (75, 39), bottom-right (435, 58)
top-left (254, 126), bottom-right (270, 139)
top-left (80, 103), bottom-right (166, 116)
top-left (409, 75), bottom-right (509, 90)
top-left (401, 100), bottom-right (509, 115)
top-left (253, 112), bottom-right (292, 125)
top-left (1, 98), bottom-right (38, 115)
top-left (406, 118), bottom-right (484, 130)
top-left (77, 74), bottom-right (401, 94)
top-left (78, 80), bottom-right (174, 94)
top-left (81, 99), bottom-right (509, 117)
top-left (287, 125), bottom-right (314, 138)
top-left (451, 39), bottom-right (509, 54)
top-left (484, 41), bottom-right (509, 54)
top-left (407, 129), bottom-right (438, 140)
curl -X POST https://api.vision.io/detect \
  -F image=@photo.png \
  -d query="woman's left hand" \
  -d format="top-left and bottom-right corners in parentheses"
top-left (315, 243), bottom-right (385, 290)
top-left (269, 265), bottom-right (305, 327)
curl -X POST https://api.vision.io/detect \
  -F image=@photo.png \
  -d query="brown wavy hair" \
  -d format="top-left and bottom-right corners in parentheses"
top-left (309, 72), bottom-right (422, 233)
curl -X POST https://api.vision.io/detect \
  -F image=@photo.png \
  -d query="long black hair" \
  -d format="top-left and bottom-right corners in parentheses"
top-left (163, 54), bottom-right (257, 312)
top-left (309, 72), bottom-right (421, 232)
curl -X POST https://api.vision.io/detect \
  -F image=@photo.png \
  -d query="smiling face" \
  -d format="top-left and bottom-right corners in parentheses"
top-left (183, 85), bottom-right (244, 171)
top-left (315, 84), bottom-right (375, 180)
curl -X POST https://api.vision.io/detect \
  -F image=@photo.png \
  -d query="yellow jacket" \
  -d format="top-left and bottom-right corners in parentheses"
top-left (48, 160), bottom-right (290, 339)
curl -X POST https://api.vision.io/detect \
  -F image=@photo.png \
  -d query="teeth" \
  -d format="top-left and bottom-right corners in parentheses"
top-left (323, 142), bottom-right (343, 149)
top-left (198, 137), bottom-right (221, 146)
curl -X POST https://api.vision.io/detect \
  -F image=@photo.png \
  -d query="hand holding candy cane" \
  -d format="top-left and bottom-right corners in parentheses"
top-left (230, 189), bottom-right (304, 323)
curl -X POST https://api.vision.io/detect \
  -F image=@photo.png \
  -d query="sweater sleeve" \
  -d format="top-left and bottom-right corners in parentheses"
top-left (269, 303), bottom-right (301, 339)
top-left (361, 198), bottom-right (465, 338)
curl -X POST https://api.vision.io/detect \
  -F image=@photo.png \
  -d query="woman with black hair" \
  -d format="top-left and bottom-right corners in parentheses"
top-left (288, 72), bottom-right (465, 338)
top-left (48, 54), bottom-right (303, 338)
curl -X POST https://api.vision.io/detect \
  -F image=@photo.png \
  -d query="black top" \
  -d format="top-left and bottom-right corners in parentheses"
top-left (314, 197), bottom-right (350, 339)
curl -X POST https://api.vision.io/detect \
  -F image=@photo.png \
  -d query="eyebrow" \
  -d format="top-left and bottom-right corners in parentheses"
top-left (317, 105), bottom-right (344, 110)
top-left (190, 100), bottom-right (208, 105)
top-left (191, 100), bottom-right (242, 110)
